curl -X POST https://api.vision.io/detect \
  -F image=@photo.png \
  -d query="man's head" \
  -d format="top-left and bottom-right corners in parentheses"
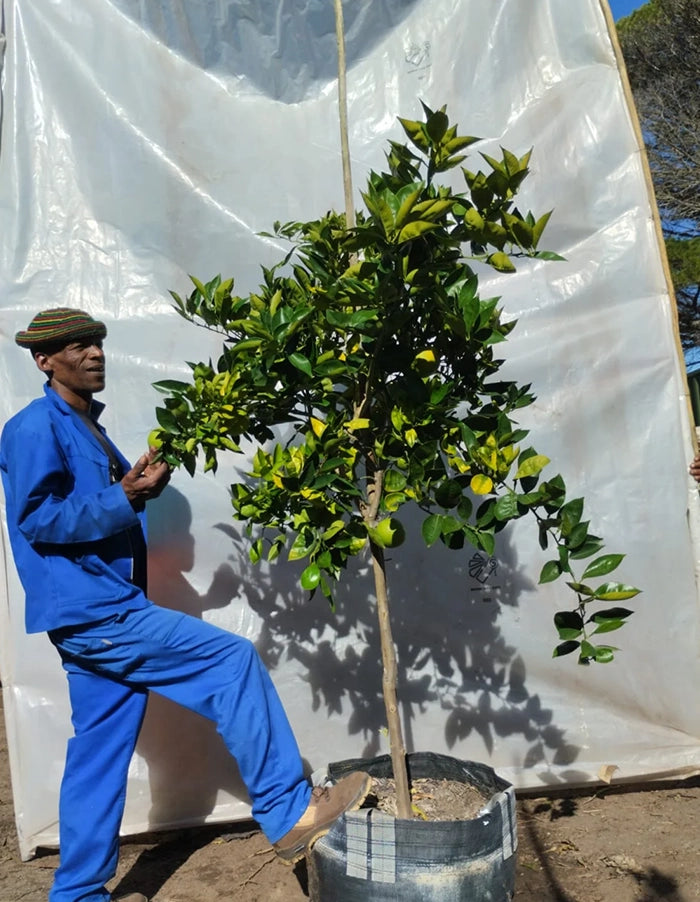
top-left (15, 308), bottom-right (108, 409)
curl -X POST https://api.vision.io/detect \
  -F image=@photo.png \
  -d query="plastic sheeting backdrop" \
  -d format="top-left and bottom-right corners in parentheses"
top-left (1, 0), bottom-right (699, 860)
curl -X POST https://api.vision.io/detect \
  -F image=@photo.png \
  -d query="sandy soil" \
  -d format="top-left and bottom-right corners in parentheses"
top-left (2, 690), bottom-right (699, 902)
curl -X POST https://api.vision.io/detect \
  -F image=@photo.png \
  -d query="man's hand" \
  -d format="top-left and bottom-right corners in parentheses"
top-left (121, 447), bottom-right (171, 508)
top-left (690, 454), bottom-right (700, 484)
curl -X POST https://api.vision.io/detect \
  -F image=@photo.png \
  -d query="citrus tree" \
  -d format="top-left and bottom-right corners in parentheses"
top-left (151, 104), bottom-right (639, 818)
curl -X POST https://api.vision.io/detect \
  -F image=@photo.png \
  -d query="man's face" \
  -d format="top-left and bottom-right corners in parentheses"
top-left (34, 336), bottom-right (106, 407)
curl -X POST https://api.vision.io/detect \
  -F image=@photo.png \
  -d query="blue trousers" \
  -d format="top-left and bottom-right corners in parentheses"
top-left (47, 604), bottom-right (311, 902)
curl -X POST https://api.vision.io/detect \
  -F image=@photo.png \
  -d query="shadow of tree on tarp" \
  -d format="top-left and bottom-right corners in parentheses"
top-left (136, 486), bottom-right (252, 828)
top-left (213, 498), bottom-right (583, 781)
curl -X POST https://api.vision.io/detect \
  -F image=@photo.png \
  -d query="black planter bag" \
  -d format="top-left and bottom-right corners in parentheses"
top-left (308, 752), bottom-right (516, 902)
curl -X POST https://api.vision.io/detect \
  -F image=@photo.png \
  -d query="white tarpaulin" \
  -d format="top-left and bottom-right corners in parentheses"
top-left (1, 0), bottom-right (699, 861)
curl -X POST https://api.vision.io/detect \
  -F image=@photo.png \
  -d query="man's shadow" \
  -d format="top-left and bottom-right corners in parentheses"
top-left (135, 485), bottom-right (248, 828)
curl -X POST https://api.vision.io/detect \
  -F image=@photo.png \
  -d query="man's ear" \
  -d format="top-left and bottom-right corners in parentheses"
top-left (33, 351), bottom-right (52, 378)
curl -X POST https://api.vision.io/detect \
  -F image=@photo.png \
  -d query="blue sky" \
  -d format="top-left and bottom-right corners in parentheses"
top-left (608, 0), bottom-right (646, 19)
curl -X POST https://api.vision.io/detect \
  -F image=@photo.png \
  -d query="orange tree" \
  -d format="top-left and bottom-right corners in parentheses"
top-left (152, 104), bottom-right (639, 818)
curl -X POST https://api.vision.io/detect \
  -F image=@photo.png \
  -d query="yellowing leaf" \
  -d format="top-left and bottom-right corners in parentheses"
top-left (464, 208), bottom-right (484, 230)
top-left (413, 349), bottom-right (438, 375)
top-left (398, 221), bottom-right (437, 243)
top-left (514, 454), bottom-right (550, 480)
top-left (471, 474), bottom-right (493, 495)
top-left (346, 418), bottom-right (370, 431)
top-left (500, 444), bottom-right (519, 465)
top-left (310, 416), bottom-right (327, 438)
top-left (488, 252), bottom-right (516, 273)
top-left (348, 536), bottom-right (368, 554)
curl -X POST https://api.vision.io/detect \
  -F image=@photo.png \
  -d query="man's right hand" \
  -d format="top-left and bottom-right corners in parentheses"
top-left (121, 448), bottom-right (171, 508)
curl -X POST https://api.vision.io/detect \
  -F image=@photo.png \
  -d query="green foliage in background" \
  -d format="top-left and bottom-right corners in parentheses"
top-left (618, 0), bottom-right (700, 347)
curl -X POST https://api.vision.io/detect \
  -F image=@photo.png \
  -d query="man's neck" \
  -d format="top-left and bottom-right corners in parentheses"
top-left (48, 382), bottom-right (93, 413)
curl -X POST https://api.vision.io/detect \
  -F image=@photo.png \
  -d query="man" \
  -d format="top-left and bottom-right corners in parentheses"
top-left (0, 308), bottom-right (370, 902)
top-left (691, 454), bottom-right (700, 483)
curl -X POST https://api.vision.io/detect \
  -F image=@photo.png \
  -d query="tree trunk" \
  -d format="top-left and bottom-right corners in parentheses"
top-left (369, 538), bottom-right (412, 819)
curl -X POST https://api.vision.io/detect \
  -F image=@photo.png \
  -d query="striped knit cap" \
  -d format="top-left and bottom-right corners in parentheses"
top-left (15, 308), bottom-right (107, 349)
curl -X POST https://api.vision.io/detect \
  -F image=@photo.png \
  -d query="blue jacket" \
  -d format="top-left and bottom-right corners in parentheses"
top-left (0, 385), bottom-right (149, 633)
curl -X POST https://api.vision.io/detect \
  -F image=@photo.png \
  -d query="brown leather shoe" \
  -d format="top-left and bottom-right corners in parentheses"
top-left (114, 894), bottom-right (149, 902)
top-left (273, 771), bottom-right (372, 864)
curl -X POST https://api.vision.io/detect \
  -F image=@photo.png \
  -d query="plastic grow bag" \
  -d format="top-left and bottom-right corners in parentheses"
top-left (309, 753), bottom-right (516, 902)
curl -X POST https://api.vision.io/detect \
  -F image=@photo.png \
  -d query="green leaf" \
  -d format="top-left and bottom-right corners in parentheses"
top-left (155, 407), bottom-right (178, 430)
top-left (457, 496), bottom-right (473, 521)
top-left (582, 554), bottom-right (625, 580)
top-left (189, 275), bottom-right (210, 299)
top-left (249, 538), bottom-right (263, 564)
top-left (435, 479), bottom-right (463, 509)
top-left (398, 116), bottom-right (430, 152)
top-left (560, 498), bottom-right (583, 535)
top-left (569, 538), bottom-right (604, 560)
top-left (152, 379), bottom-right (191, 393)
top-left (394, 185), bottom-right (423, 228)
top-left (593, 583), bottom-right (641, 601)
top-left (531, 211), bottom-right (553, 247)
top-left (441, 529), bottom-right (465, 550)
top-left (590, 607), bottom-right (634, 622)
top-left (539, 560), bottom-right (561, 584)
top-left (477, 529), bottom-right (496, 556)
top-left (553, 640), bottom-right (580, 658)
top-left (533, 250), bottom-right (566, 261)
top-left (554, 610), bottom-right (583, 640)
top-left (288, 530), bottom-right (315, 562)
top-left (440, 515), bottom-right (462, 535)
top-left (494, 492), bottom-right (519, 522)
top-left (289, 352), bottom-right (313, 377)
top-left (422, 514), bottom-right (443, 547)
top-left (480, 152), bottom-right (506, 175)
top-left (426, 109), bottom-right (449, 142)
top-left (591, 619), bottom-right (625, 635)
top-left (384, 469), bottom-right (408, 492)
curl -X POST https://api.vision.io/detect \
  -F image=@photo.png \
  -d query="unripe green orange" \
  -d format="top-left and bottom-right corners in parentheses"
top-left (147, 429), bottom-right (163, 450)
top-left (369, 517), bottom-right (406, 549)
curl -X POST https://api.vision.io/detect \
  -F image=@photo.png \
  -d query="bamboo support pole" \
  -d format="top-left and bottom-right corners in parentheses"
top-left (599, 0), bottom-right (697, 454)
top-left (333, 0), bottom-right (355, 228)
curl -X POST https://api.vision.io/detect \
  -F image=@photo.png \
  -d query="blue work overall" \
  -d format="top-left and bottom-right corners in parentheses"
top-left (48, 604), bottom-right (311, 902)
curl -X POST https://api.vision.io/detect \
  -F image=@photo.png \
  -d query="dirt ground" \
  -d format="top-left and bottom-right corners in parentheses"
top-left (2, 690), bottom-right (699, 902)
